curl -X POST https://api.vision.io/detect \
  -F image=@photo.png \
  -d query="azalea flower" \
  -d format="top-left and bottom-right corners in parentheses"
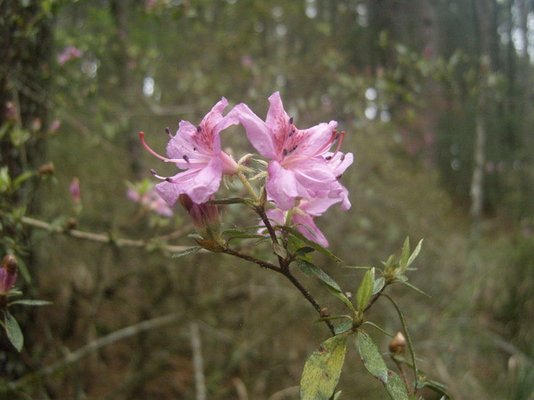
top-left (266, 197), bottom-right (343, 247)
top-left (232, 92), bottom-right (352, 210)
top-left (140, 97), bottom-right (239, 205)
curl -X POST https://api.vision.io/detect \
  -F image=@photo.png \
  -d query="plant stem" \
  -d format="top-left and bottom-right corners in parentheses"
top-left (223, 247), bottom-right (281, 272)
top-left (383, 294), bottom-right (419, 394)
top-left (282, 269), bottom-right (336, 335)
top-left (237, 171), bottom-right (259, 201)
top-left (16, 215), bottom-right (192, 254)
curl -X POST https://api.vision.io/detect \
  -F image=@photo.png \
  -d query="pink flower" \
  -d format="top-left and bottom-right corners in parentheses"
top-left (69, 177), bottom-right (81, 204)
top-left (127, 184), bottom-right (173, 217)
top-left (140, 97), bottom-right (239, 205)
top-left (0, 255), bottom-right (17, 295)
top-left (232, 92), bottom-right (352, 210)
top-left (266, 197), bottom-right (342, 247)
top-left (57, 46), bottom-right (82, 65)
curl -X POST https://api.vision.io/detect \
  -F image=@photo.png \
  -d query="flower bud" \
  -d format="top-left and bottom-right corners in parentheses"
top-left (179, 194), bottom-right (221, 246)
top-left (389, 331), bottom-right (407, 354)
top-left (38, 162), bottom-right (55, 175)
top-left (0, 254), bottom-right (18, 295)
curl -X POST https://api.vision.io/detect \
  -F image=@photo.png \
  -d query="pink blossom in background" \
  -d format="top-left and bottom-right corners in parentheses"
top-left (140, 97), bottom-right (239, 205)
top-left (57, 45), bottom-right (82, 65)
top-left (127, 185), bottom-right (173, 217)
top-left (232, 92), bottom-right (352, 210)
top-left (69, 177), bottom-right (81, 204)
top-left (0, 255), bottom-right (17, 295)
top-left (266, 196), bottom-right (344, 247)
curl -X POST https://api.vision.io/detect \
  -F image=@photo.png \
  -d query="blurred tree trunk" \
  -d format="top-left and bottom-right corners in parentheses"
top-left (0, 0), bottom-right (53, 385)
top-left (516, 0), bottom-right (533, 216)
top-left (470, 0), bottom-right (497, 225)
top-left (0, 1), bottom-right (52, 191)
top-left (110, 0), bottom-right (143, 179)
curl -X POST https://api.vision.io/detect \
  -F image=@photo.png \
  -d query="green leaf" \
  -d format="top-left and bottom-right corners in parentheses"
top-left (300, 335), bottom-right (348, 400)
top-left (400, 237), bottom-right (410, 268)
top-left (208, 197), bottom-right (246, 205)
top-left (223, 230), bottom-right (264, 242)
top-left (273, 242), bottom-right (288, 258)
top-left (356, 330), bottom-right (388, 383)
top-left (16, 257), bottom-right (31, 284)
top-left (373, 277), bottom-right (385, 295)
top-left (334, 319), bottom-right (353, 335)
top-left (333, 390), bottom-right (342, 400)
top-left (172, 246), bottom-right (201, 258)
top-left (298, 260), bottom-right (341, 292)
top-left (385, 370), bottom-right (410, 400)
top-left (406, 239), bottom-right (423, 268)
top-left (282, 226), bottom-right (342, 262)
top-left (356, 268), bottom-right (375, 312)
top-left (4, 311), bottom-right (23, 352)
top-left (9, 299), bottom-right (52, 307)
top-left (398, 280), bottom-right (431, 297)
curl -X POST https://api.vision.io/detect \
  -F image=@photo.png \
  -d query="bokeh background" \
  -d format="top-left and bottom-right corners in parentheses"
top-left (1, 0), bottom-right (533, 399)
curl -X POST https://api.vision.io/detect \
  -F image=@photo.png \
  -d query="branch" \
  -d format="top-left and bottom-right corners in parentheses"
top-left (223, 247), bottom-right (281, 272)
top-left (6, 313), bottom-right (184, 392)
top-left (18, 215), bottom-right (193, 254)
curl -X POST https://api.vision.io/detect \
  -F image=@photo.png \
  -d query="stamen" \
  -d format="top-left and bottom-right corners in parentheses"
top-left (139, 131), bottom-right (182, 163)
top-left (289, 117), bottom-right (294, 125)
top-left (165, 127), bottom-right (172, 137)
top-left (332, 130), bottom-right (345, 155)
top-left (325, 155), bottom-right (333, 161)
top-left (150, 169), bottom-right (172, 181)
top-left (183, 155), bottom-right (190, 163)
top-left (283, 149), bottom-right (288, 156)
top-left (197, 125), bottom-right (202, 132)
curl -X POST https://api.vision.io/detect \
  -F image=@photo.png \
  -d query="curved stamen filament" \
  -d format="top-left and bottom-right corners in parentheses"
top-left (139, 131), bottom-right (182, 163)
top-left (332, 130), bottom-right (345, 155)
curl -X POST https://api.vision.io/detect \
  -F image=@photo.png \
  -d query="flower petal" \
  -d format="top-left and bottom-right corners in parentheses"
top-left (298, 120), bottom-right (337, 156)
top-left (265, 92), bottom-right (291, 134)
top-left (266, 161), bottom-right (299, 210)
top-left (232, 103), bottom-right (276, 158)
top-left (293, 213), bottom-right (329, 247)
top-left (156, 158), bottom-right (222, 205)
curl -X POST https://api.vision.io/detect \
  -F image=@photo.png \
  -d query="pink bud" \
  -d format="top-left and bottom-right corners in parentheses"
top-left (0, 255), bottom-right (17, 294)
top-left (69, 177), bottom-right (81, 204)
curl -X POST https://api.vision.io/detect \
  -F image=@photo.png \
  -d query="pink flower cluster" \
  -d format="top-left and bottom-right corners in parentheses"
top-left (141, 92), bottom-right (353, 246)
top-left (57, 46), bottom-right (82, 66)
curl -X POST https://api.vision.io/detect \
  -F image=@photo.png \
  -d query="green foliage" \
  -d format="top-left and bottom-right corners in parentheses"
top-left (300, 335), bottom-right (348, 400)
top-left (3, 311), bottom-right (23, 352)
top-left (357, 330), bottom-right (410, 400)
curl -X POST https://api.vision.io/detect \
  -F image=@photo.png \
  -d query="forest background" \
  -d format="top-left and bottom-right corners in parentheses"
top-left (1, 0), bottom-right (533, 399)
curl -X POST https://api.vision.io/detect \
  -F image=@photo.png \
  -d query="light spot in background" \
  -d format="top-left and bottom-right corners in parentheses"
top-left (275, 23), bottom-right (287, 37)
top-left (451, 159), bottom-right (461, 171)
top-left (275, 74), bottom-right (286, 88)
top-left (364, 104), bottom-right (377, 120)
top-left (81, 60), bottom-right (98, 78)
top-left (143, 76), bottom-right (155, 97)
top-left (356, 4), bottom-right (368, 27)
top-left (380, 109), bottom-right (391, 122)
top-left (272, 6), bottom-right (283, 20)
top-left (365, 87), bottom-right (377, 101)
top-left (305, 0), bottom-right (317, 19)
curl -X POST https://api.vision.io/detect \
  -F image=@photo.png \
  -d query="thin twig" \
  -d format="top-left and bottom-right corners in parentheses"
top-left (6, 313), bottom-right (184, 392)
top-left (282, 271), bottom-right (336, 335)
top-left (18, 215), bottom-right (192, 254)
top-left (223, 247), bottom-right (280, 272)
top-left (383, 294), bottom-right (419, 394)
top-left (190, 322), bottom-right (207, 400)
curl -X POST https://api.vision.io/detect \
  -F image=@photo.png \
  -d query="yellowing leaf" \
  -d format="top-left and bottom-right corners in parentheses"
top-left (300, 335), bottom-right (348, 400)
